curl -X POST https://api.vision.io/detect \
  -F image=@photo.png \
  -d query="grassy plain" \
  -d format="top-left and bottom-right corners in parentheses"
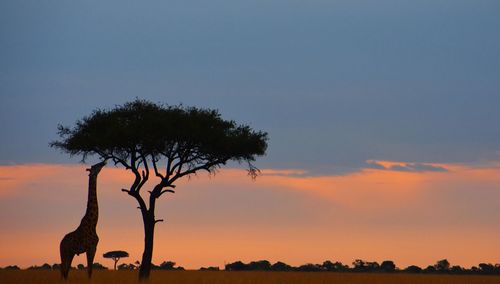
top-left (1, 270), bottom-right (500, 284)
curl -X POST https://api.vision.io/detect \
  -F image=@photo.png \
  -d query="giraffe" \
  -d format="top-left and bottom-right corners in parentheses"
top-left (60, 161), bottom-right (106, 279)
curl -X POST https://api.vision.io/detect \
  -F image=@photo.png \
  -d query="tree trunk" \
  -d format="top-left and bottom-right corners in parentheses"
top-left (114, 259), bottom-right (118, 270)
top-left (139, 214), bottom-right (155, 281)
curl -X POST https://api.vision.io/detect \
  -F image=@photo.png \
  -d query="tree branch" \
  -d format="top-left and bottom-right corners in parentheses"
top-left (158, 189), bottom-right (175, 198)
top-left (151, 155), bottom-right (165, 179)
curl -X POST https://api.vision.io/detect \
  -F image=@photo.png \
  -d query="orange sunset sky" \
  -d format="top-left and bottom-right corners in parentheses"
top-left (1, 161), bottom-right (499, 269)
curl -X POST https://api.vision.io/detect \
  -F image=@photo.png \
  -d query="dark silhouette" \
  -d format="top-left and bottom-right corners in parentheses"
top-left (92, 263), bottom-right (108, 270)
top-left (380, 260), bottom-right (396, 272)
top-left (423, 265), bottom-right (437, 273)
top-left (157, 261), bottom-right (184, 270)
top-left (51, 99), bottom-right (268, 280)
top-left (59, 161), bottom-right (106, 280)
top-left (271, 261), bottom-right (293, 271)
top-left (117, 263), bottom-right (137, 270)
top-left (200, 266), bottom-right (220, 271)
top-left (322, 260), bottom-right (348, 272)
top-left (4, 259), bottom-right (500, 275)
top-left (296, 263), bottom-right (323, 272)
top-left (352, 259), bottom-right (380, 272)
top-left (404, 265), bottom-right (422, 273)
top-left (27, 263), bottom-right (52, 270)
top-left (247, 260), bottom-right (272, 271)
top-left (479, 263), bottom-right (495, 274)
top-left (51, 263), bottom-right (61, 270)
top-left (435, 259), bottom-right (450, 272)
top-left (225, 261), bottom-right (247, 271)
top-left (103, 251), bottom-right (129, 270)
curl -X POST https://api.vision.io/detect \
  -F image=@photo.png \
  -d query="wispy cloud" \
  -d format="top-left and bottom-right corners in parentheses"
top-left (366, 160), bottom-right (448, 172)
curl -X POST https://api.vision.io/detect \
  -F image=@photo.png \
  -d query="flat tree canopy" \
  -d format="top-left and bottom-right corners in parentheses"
top-left (51, 99), bottom-right (268, 280)
top-left (103, 251), bottom-right (129, 259)
top-left (51, 99), bottom-right (267, 178)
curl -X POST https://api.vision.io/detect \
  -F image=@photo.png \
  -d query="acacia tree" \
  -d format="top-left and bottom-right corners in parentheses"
top-left (51, 99), bottom-right (268, 280)
top-left (103, 250), bottom-right (129, 270)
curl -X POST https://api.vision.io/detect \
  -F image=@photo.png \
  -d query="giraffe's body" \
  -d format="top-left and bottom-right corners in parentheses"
top-left (60, 161), bottom-right (105, 279)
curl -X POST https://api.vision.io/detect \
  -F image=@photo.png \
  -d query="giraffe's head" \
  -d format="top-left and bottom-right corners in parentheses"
top-left (87, 161), bottom-right (106, 176)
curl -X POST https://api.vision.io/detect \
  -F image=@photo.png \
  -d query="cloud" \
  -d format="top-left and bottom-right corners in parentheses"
top-left (366, 160), bottom-right (448, 172)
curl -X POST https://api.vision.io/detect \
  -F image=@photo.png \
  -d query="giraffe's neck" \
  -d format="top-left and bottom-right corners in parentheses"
top-left (82, 173), bottom-right (99, 228)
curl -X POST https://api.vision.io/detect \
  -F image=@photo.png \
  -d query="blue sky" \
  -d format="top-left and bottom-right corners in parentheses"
top-left (1, 0), bottom-right (499, 173)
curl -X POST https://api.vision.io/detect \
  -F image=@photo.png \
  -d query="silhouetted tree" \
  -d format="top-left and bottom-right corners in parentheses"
top-left (380, 260), bottom-right (396, 272)
top-left (404, 265), bottom-right (422, 273)
top-left (495, 264), bottom-right (500, 274)
top-left (103, 250), bottom-right (129, 270)
top-left (159, 261), bottom-right (176, 270)
top-left (225, 261), bottom-right (247, 271)
top-left (118, 263), bottom-right (137, 270)
top-left (352, 259), bottom-right (366, 271)
top-left (200, 266), bottom-right (220, 271)
top-left (77, 264), bottom-right (85, 270)
top-left (352, 259), bottom-right (381, 272)
top-left (4, 265), bottom-right (20, 270)
top-left (92, 262), bottom-right (108, 270)
top-left (450, 265), bottom-right (464, 274)
top-left (29, 263), bottom-right (52, 270)
top-left (92, 263), bottom-right (108, 270)
top-left (296, 263), bottom-right (322, 272)
top-left (51, 99), bottom-right (268, 280)
top-left (248, 260), bottom-right (271, 271)
top-left (423, 265), bottom-right (436, 273)
top-left (52, 263), bottom-right (61, 270)
top-left (435, 259), bottom-right (450, 272)
top-left (271, 261), bottom-right (293, 271)
top-left (479, 263), bottom-right (495, 274)
top-left (365, 261), bottom-right (380, 272)
top-left (321, 261), bottom-right (348, 272)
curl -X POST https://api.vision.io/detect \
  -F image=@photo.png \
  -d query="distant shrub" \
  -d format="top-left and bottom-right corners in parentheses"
top-left (200, 266), bottom-right (220, 271)
top-left (404, 265), bottom-right (422, 273)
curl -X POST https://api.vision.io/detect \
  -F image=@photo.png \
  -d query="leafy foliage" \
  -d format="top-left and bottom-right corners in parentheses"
top-left (51, 99), bottom-right (268, 179)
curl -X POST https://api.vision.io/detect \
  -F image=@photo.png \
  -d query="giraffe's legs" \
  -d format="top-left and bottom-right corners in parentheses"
top-left (60, 250), bottom-right (74, 280)
top-left (86, 247), bottom-right (96, 278)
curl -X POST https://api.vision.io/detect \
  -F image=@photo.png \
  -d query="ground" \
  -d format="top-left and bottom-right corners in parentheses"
top-left (2, 270), bottom-right (500, 284)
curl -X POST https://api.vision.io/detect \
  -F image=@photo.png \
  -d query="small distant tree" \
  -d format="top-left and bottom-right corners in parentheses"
top-left (77, 264), bottom-right (85, 270)
top-left (52, 263), bottom-right (61, 270)
top-left (352, 259), bottom-right (366, 271)
top-left (117, 263), bottom-right (136, 270)
top-left (296, 263), bottom-right (322, 272)
top-left (92, 263), bottom-right (108, 270)
top-left (200, 266), bottom-right (220, 271)
top-left (225, 261), bottom-right (247, 271)
top-left (248, 260), bottom-right (271, 271)
top-left (479, 263), bottom-right (494, 274)
top-left (157, 261), bottom-right (183, 270)
top-left (51, 99), bottom-right (268, 280)
top-left (404, 265), bottom-right (422, 273)
top-left (435, 259), bottom-right (450, 272)
top-left (103, 251), bottom-right (129, 270)
top-left (450, 265), bottom-right (463, 274)
top-left (271, 261), bottom-right (293, 271)
top-left (423, 265), bottom-right (436, 273)
top-left (380, 260), bottom-right (396, 272)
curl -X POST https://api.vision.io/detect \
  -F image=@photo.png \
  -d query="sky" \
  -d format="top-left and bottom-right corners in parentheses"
top-left (1, 0), bottom-right (499, 269)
